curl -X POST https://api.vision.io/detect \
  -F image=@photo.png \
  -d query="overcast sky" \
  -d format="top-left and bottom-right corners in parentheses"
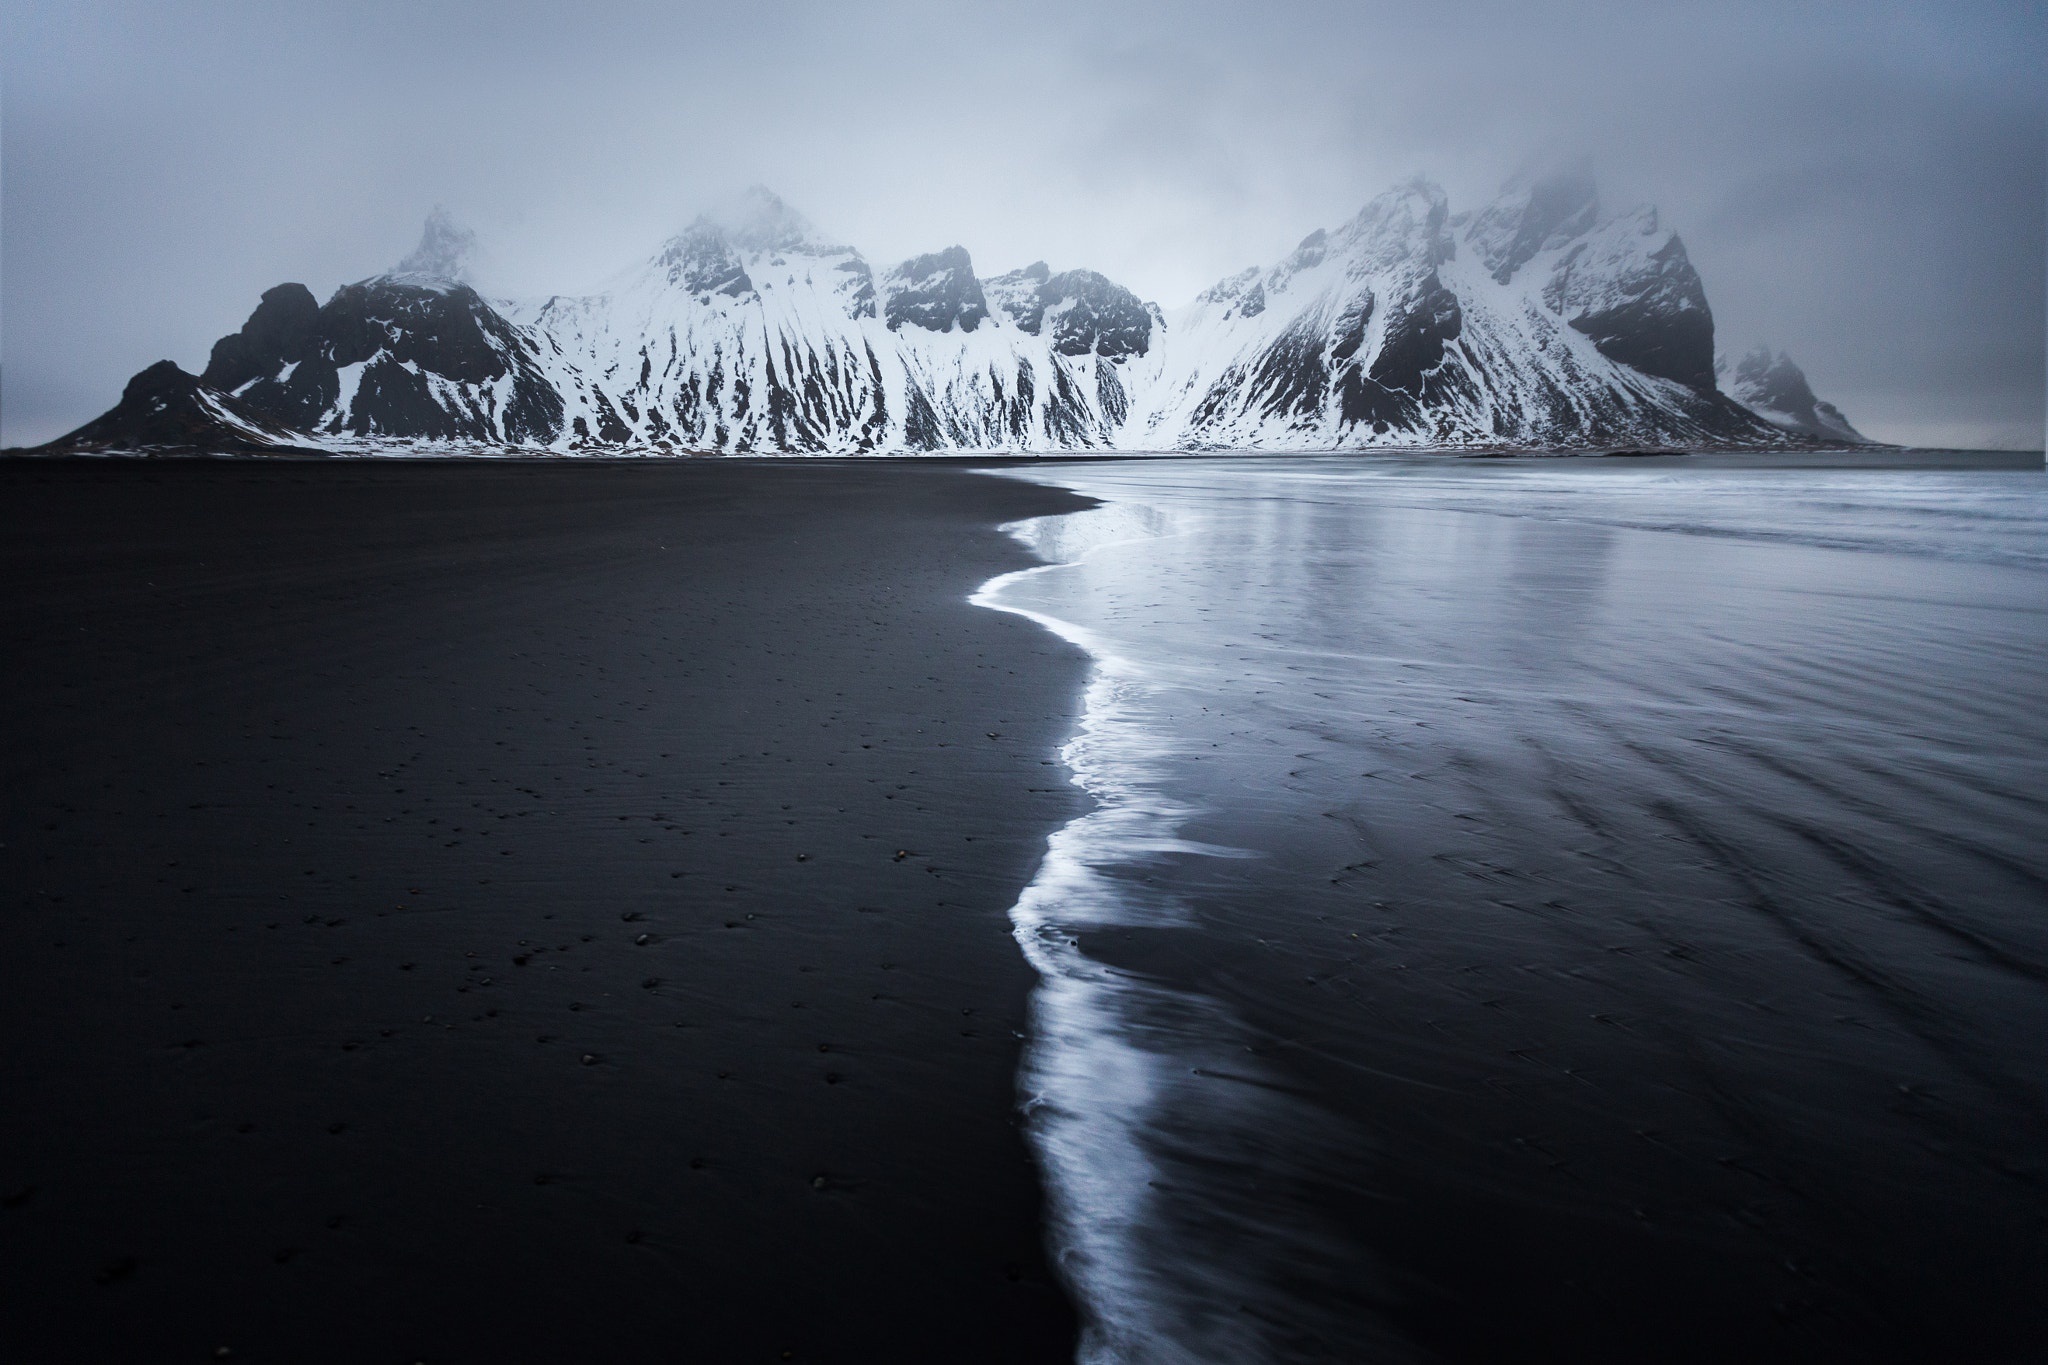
top-left (3, 0), bottom-right (2042, 448)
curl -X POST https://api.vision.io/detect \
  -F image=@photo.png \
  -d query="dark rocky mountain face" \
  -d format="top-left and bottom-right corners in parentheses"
top-left (986, 266), bottom-right (1154, 358)
top-left (1182, 181), bottom-right (1483, 439)
top-left (1043, 270), bottom-right (1153, 358)
top-left (1460, 173), bottom-right (1717, 393)
top-left (1722, 346), bottom-right (1867, 441)
top-left (1552, 229), bottom-right (1716, 390)
top-left (46, 360), bottom-right (305, 453)
top-left (204, 278), bottom-right (563, 442)
top-left (1194, 268), bottom-right (1265, 322)
top-left (656, 221), bottom-right (755, 300)
top-left (1336, 276), bottom-right (1466, 432)
top-left (1155, 177), bottom-right (1788, 448)
top-left (202, 283), bottom-right (323, 392)
top-left (1728, 346), bottom-right (1821, 415)
top-left (48, 183), bottom-right (1860, 454)
top-left (833, 257), bottom-right (879, 320)
top-left (984, 262), bottom-right (1053, 331)
top-left (884, 247), bottom-right (989, 333)
top-left (1464, 171), bottom-right (1601, 284)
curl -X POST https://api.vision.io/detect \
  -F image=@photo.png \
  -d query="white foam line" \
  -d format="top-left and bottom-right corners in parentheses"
top-left (970, 490), bottom-right (1294, 1364)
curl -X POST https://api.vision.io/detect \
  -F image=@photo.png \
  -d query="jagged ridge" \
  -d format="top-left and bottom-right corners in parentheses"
top-left (43, 360), bottom-right (310, 453)
top-left (41, 180), bottom-right (1865, 455)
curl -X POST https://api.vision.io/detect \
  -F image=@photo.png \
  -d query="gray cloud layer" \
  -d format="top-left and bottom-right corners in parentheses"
top-left (4, 0), bottom-right (2042, 447)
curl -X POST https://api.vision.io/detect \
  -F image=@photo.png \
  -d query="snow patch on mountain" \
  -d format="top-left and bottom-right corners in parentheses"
top-left (1719, 346), bottom-right (1867, 442)
top-left (1124, 175), bottom-right (1764, 449)
top-left (56, 176), bottom-right (1867, 455)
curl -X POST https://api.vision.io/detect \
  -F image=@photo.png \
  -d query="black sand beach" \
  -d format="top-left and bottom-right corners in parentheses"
top-left (983, 456), bottom-right (2048, 1364)
top-left (11, 453), bottom-right (2044, 1365)
top-left (0, 459), bottom-right (1093, 1363)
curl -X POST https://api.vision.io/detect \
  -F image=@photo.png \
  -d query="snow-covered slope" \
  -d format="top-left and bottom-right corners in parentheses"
top-left (1718, 345), bottom-right (1868, 442)
top-left (57, 179), bottom-right (1862, 454)
top-left (1128, 174), bottom-right (1768, 448)
top-left (510, 192), bottom-right (1144, 452)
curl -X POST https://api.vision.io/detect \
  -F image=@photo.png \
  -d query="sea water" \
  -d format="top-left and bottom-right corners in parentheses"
top-left (973, 453), bottom-right (2048, 1362)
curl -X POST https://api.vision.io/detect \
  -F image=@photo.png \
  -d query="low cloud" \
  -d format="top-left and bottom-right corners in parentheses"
top-left (4, 0), bottom-right (2040, 447)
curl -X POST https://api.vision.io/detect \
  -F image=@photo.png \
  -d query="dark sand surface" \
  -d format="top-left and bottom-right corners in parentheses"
top-left (989, 456), bottom-right (2048, 1364)
top-left (0, 458), bottom-right (1094, 1364)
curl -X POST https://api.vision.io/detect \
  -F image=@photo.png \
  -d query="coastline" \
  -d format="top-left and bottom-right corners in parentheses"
top-left (0, 458), bottom-right (1098, 1362)
top-left (10, 445), bottom-right (2037, 469)
top-left (966, 455), bottom-right (2048, 1363)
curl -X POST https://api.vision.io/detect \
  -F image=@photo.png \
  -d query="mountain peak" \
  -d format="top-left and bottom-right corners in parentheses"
top-left (1721, 345), bottom-right (1868, 442)
top-left (44, 359), bottom-right (304, 453)
top-left (1309, 178), bottom-right (1454, 278)
top-left (983, 263), bottom-right (1154, 357)
top-left (713, 186), bottom-right (824, 253)
top-left (654, 219), bottom-right (754, 299)
top-left (64, 174), bottom-right (1844, 453)
top-left (883, 246), bottom-right (987, 333)
top-left (1349, 177), bottom-right (1449, 233)
top-left (1467, 169), bottom-right (1601, 284)
top-left (392, 206), bottom-right (479, 283)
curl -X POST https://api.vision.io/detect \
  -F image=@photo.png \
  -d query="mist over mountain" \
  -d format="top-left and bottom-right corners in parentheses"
top-left (41, 179), bottom-right (1866, 454)
top-left (390, 207), bottom-right (480, 286)
top-left (6, 1), bottom-right (2041, 451)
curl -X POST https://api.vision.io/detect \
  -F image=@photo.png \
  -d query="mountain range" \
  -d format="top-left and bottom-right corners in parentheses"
top-left (34, 178), bottom-right (1867, 455)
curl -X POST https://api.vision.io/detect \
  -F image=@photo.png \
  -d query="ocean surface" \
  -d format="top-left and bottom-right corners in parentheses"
top-left (973, 453), bottom-right (2048, 1363)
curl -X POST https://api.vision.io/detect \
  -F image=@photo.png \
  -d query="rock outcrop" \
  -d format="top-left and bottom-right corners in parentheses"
top-left (44, 360), bottom-right (309, 453)
top-left (43, 178), bottom-right (1865, 454)
top-left (1719, 346), bottom-right (1867, 442)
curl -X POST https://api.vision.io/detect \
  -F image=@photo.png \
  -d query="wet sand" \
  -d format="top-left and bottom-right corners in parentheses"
top-left (0, 458), bottom-right (1094, 1363)
top-left (985, 456), bottom-right (2048, 1364)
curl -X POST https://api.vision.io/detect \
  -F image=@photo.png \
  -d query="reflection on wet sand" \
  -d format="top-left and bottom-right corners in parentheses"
top-left (981, 455), bottom-right (2048, 1364)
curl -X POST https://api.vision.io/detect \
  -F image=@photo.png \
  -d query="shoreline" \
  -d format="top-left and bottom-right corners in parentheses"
top-left (1, 459), bottom-right (1098, 1362)
top-left (6, 448), bottom-right (2035, 482)
top-left (966, 456), bottom-right (2048, 1362)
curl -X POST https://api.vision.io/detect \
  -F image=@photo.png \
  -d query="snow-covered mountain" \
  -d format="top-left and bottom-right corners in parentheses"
top-left (1125, 173), bottom-right (1770, 447)
top-left (42, 180), bottom-right (1867, 454)
top-left (507, 196), bottom-right (1147, 452)
top-left (1718, 345), bottom-right (1867, 442)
